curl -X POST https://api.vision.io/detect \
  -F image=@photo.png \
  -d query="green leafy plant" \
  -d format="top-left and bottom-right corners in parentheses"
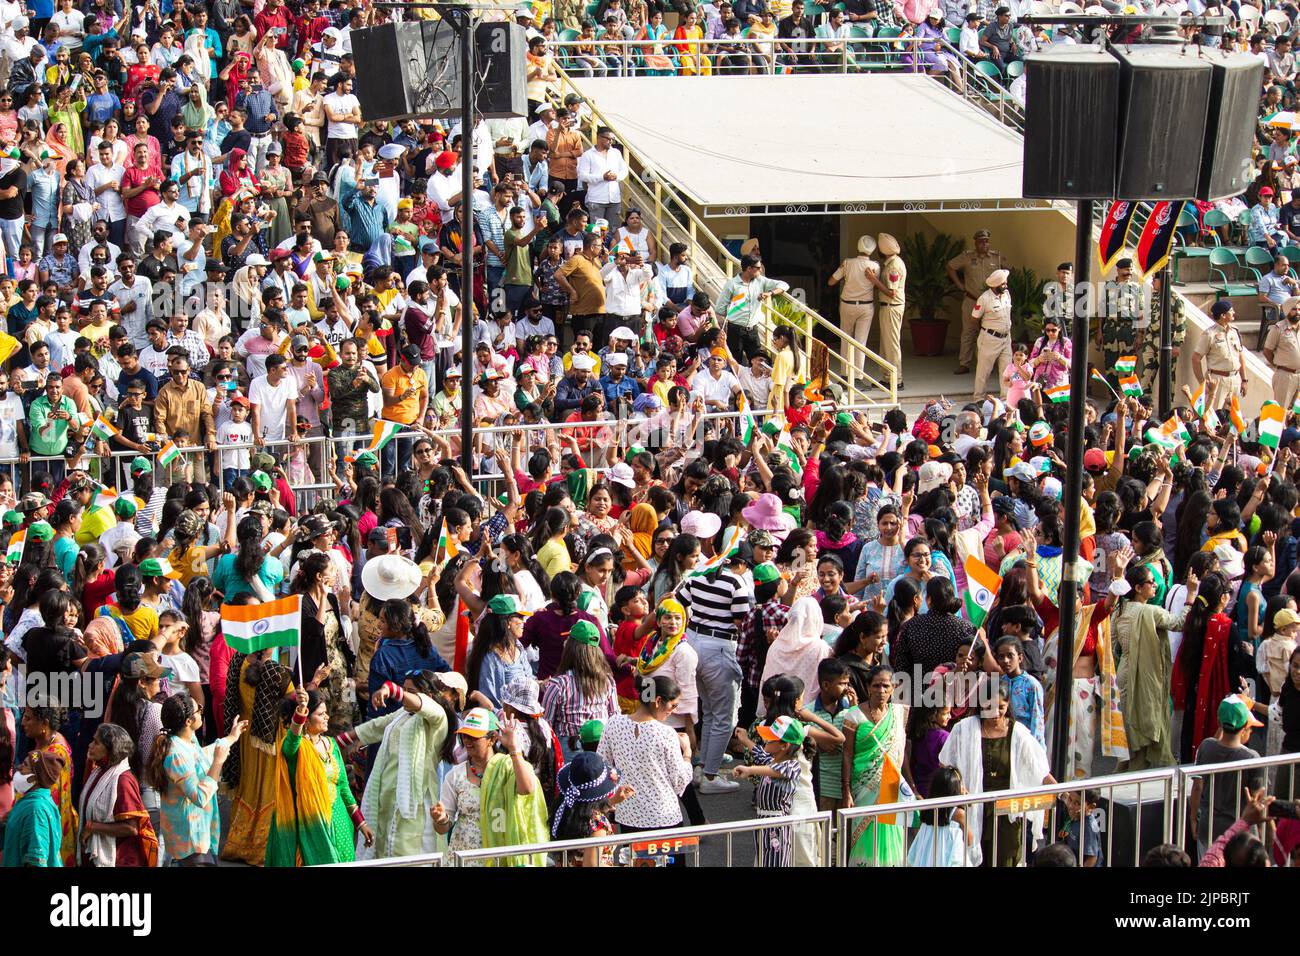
top-left (900, 231), bottom-right (965, 322)
top-left (1007, 266), bottom-right (1045, 343)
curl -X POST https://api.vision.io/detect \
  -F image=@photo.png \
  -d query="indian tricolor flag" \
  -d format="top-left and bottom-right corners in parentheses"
top-left (963, 555), bottom-right (1001, 628)
top-left (1229, 395), bottom-right (1248, 436)
top-left (6, 528), bottom-right (23, 564)
top-left (93, 486), bottom-right (120, 509)
top-left (1089, 368), bottom-right (1109, 389)
top-left (1189, 381), bottom-right (1207, 419)
top-left (89, 414), bottom-right (119, 442)
top-left (1259, 401), bottom-right (1286, 449)
top-left (775, 425), bottom-right (802, 475)
top-left (1044, 383), bottom-right (1071, 404)
top-left (157, 440), bottom-right (180, 466)
top-left (368, 420), bottom-right (404, 452)
top-left (1115, 355), bottom-right (1137, 377)
top-left (726, 290), bottom-right (746, 318)
top-left (1158, 414), bottom-right (1191, 448)
top-left (221, 594), bottom-right (302, 654)
top-left (1119, 375), bottom-right (1143, 398)
top-left (436, 516), bottom-right (460, 562)
top-left (737, 393), bottom-right (759, 445)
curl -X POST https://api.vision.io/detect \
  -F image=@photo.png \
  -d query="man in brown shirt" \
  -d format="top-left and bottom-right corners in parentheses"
top-left (154, 352), bottom-right (217, 482)
top-left (546, 108), bottom-right (584, 214)
top-left (555, 232), bottom-right (607, 340)
top-left (295, 172), bottom-right (343, 247)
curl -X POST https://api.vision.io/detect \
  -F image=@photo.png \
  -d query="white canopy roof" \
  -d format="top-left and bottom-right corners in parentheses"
top-left (570, 74), bottom-right (1028, 211)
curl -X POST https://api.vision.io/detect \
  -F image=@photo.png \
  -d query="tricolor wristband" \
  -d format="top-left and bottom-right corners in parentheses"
top-left (383, 681), bottom-right (404, 703)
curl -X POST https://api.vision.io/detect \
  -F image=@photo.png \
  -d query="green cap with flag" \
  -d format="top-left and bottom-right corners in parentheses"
top-left (757, 715), bottom-right (807, 745)
top-left (753, 561), bottom-right (782, 584)
top-left (250, 470), bottom-right (273, 491)
top-left (113, 497), bottom-right (139, 519)
top-left (1217, 694), bottom-right (1264, 731)
top-left (579, 718), bottom-right (605, 745)
top-left (1, 510), bottom-right (20, 528)
top-left (568, 619), bottom-right (601, 646)
top-left (26, 521), bottom-right (53, 542)
top-left (355, 451), bottom-right (378, 467)
top-left (130, 456), bottom-right (153, 475)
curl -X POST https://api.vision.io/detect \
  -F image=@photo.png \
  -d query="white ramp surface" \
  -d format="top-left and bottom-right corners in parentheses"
top-left (570, 74), bottom-right (1026, 207)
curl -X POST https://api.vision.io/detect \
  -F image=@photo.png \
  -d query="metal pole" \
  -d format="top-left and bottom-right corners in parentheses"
top-left (1051, 198), bottom-right (1094, 783)
top-left (457, 6), bottom-right (475, 475)
top-left (1157, 265), bottom-right (1174, 420)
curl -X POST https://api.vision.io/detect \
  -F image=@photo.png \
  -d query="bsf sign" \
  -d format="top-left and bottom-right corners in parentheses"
top-left (631, 836), bottom-right (699, 863)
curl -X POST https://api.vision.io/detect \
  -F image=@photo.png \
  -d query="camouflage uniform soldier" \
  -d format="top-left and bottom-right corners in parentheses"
top-left (1098, 257), bottom-right (1149, 377)
top-left (1138, 273), bottom-right (1186, 394)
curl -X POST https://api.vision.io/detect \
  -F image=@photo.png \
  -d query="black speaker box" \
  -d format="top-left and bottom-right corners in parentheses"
top-left (1112, 45), bottom-right (1212, 200)
top-left (1198, 52), bottom-right (1266, 200)
top-left (1022, 48), bottom-right (1121, 199)
top-left (351, 21), bottom-right (462, 122)
top-left (474, 21), bottom-right (528, 118)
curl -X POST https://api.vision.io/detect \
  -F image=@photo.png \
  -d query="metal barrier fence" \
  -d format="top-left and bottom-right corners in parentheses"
top-left (836, 767), bottom-right (1178, 868)
top-left (13, 400), bottom-right (889, 510)
top-left (1174, 750), bottom-right (1299, 860)
top-left (343, 751), bottom-right (1300, 867)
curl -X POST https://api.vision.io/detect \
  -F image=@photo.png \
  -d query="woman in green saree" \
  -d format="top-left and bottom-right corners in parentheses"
top-left (841, 664), bottom-right (912, 866)
top-left (266, 689), bottom-right (374, 866)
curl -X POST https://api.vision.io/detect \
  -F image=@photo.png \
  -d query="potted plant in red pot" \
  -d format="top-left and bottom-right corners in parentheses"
top-left (901, 231), bottom-right (964, 357)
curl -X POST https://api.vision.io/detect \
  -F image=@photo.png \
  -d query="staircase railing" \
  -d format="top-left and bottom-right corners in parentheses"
top-left (552, 65), bottom-right (898, 407)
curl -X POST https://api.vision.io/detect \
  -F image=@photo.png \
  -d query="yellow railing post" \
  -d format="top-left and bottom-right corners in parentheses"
top-left (654, 179), bottom-right (663, 255)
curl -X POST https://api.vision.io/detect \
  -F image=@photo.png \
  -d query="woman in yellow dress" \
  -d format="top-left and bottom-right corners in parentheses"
top-left (219, 646), bottom-right (295, 865)
top-left (673, 10), bottom-right (713, 76)
top-left (768, 325), bottom-right (801, 416)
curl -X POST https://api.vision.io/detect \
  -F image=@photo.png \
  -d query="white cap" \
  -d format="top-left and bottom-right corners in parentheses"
top-left (13, 15), bottom-right (28, 29)
top-left (916, 461), bottom-right (953, 495)
top-left (571, 354), bottom-right (595, 371)
top-left (245, 253), bottom-right (270, 267)
top-left (681, 511), bottom-right (722, 540)
top-left (51, 233), bottom-right (69, 245)
top-left (610, 326), bottom-right (637, 342)
top-left (606, 352), bottom-right (628, 366)
top-left (378, 143), bottom-right (406, 160)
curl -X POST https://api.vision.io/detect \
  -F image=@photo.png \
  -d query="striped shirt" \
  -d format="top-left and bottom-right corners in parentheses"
top-left (678, 571), bottom-right (753, 638)
top-left (541, 671), bottom-right (619, 736)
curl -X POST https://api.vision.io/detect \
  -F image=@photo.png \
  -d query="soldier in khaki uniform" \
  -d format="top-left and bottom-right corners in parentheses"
top-left (877, 233), bottom-right (906, 390)
top-left (1264, 294), bottom-right (1300, 410)
top-left (1194, 299), bottom-right (1248, 412)
top-left (970, 268), bottom-right (1014, 399)
top-left (829, 234), bottom-right (886, 378)
top-left (947, 228), bottom-right (1010, 374)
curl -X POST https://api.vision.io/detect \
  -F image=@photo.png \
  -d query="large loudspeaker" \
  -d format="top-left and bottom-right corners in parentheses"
top-left (474, 22), bottom-right (528, 118)
top-left (1112, 46), bottom-right (1212, 200)
top-left (1022, 48), bottom-right (1121, 199)
top-left (1199, 53), bottom-right (1267, 200)
top-left (351, 21), bottom-right (462, 122)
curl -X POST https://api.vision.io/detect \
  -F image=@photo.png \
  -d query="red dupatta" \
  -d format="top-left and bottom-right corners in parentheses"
top-left (1171, 611), bottom-right (1231, 754)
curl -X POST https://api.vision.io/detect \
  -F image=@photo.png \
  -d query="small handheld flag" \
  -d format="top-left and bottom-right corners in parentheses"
top-left (1090, 367), bottom-right (1121, 401)
top-left (157, 441), bottom-right (180, 466)
top-left (221, 594), bottom-right (302, 654)
top-left (1229, 395), bottom-right (1248, 436)
top-left (726, 291), bottom-right (746, 318)
top-left (963, 556), bottom-right (1002, 629)
top-left (1119, 375), bottom-right (1143, 398)
top-left (1044, 384), bottom-right (1071, 404)
top-left (89, 415), bottom-right (119, 442)
top-left (93, 486), bottom-right (119, 509)
top-left (1259, 401), bottom-right (1286, 449)
top-left (6, 529), bottom-right (23, 564)
top-left (369, 420), bottom-right (404, 452)
top-left (1115, 356), bottom-right (1137, 377)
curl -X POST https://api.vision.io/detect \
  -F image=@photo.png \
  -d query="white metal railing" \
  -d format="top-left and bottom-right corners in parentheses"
top-left (342, 751), bottom-right (1300, 868)
top-left (836, 766), bottom-right (1177, 868)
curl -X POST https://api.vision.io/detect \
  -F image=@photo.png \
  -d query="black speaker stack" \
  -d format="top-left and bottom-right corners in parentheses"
top-left (350, 20), bottom-right (528, 124)
top-left (1022, 45), bottom-right (1264, 201)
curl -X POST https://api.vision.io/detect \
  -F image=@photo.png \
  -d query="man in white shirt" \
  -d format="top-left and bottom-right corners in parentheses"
top-left (951, 410), bottom-right (990, 458)
top-left (959, 12), bottom-right (987, 59)
top-left (690, 349), bottom-right (743, 411)
top-left (87, 141), bottom-right (127, 247)
top-left (514, 298), bottom-right (555, 349)
top-left (322, 74), bottom-right (362, 169)
top-left (169, 131), bottom-right (212, 216)
top-left (449, 118), bottom-right (494, 179)
top-left (139, 320), bottom-right (172, 379)
top-left (578, 127), bottom-right (629, 230)
top-left (133, 179), bottom-right (190, 253)
top-left (600, 251), bottom-right (650, 345)
top-left (172, 217), bottom-right (209, 298)
top-left (525, 103), bottom-right (556, 147)
top-left (108, 253), bottom-right (153, 349)
top-left (248, 352), bottom-right (299, 446)
top-left (77, 220), bottom-right (121, 275)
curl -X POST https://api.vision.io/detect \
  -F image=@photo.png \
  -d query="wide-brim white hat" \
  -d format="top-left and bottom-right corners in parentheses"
top-left (361, 553), bottom-right (423, 601)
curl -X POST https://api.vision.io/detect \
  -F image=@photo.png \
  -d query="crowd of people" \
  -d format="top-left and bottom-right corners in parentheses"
top-left (0, 0), bottom-right (1293, 873)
